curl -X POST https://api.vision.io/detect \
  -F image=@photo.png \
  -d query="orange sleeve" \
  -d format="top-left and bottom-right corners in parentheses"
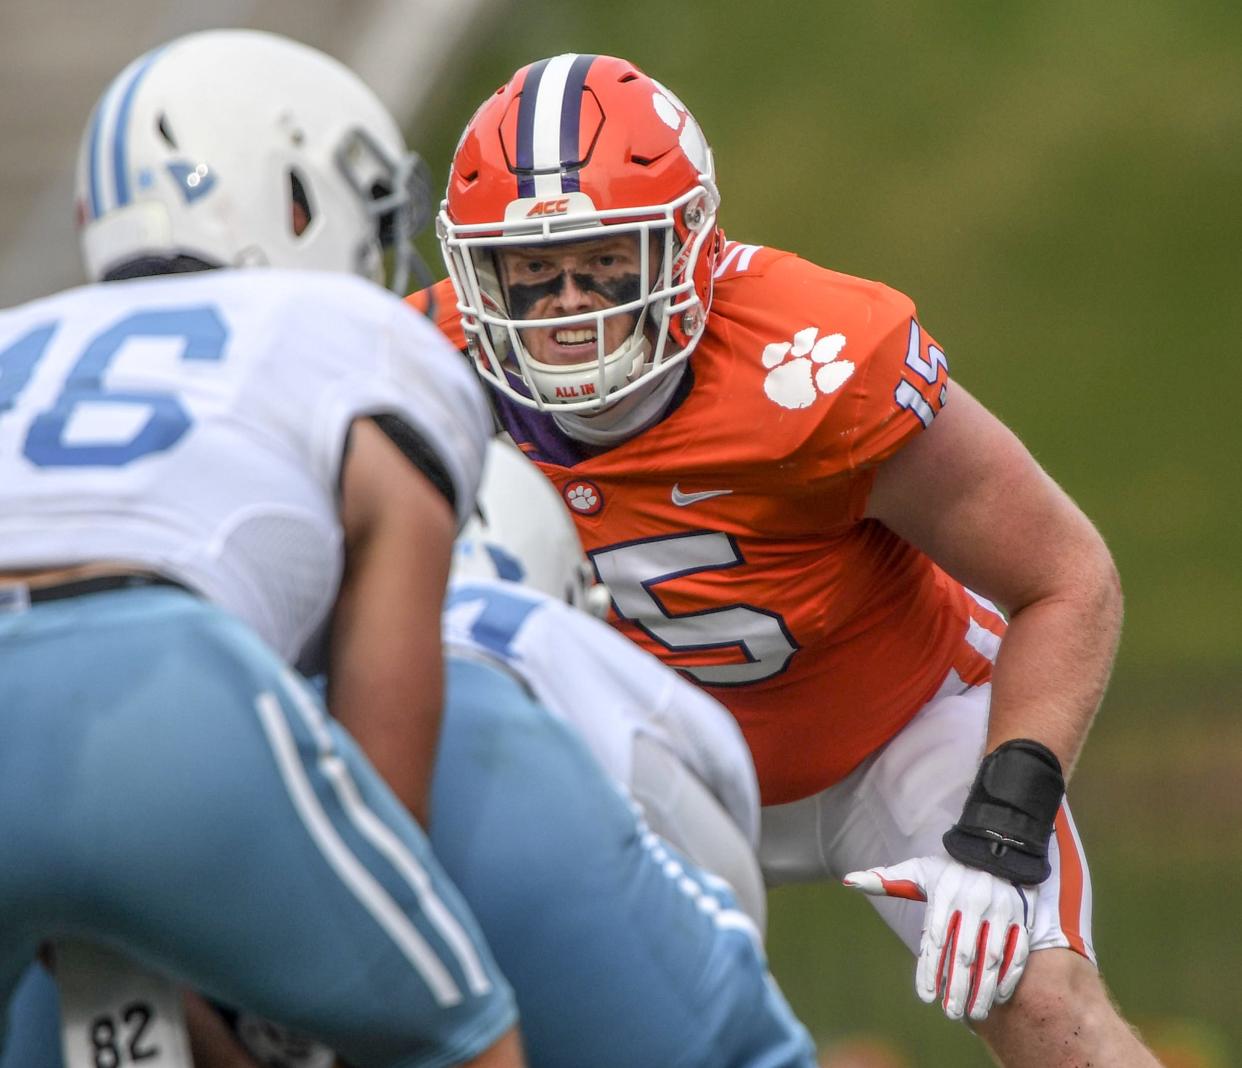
top-left (405, 278), bottom-right (466, 351)
top-left (797, 310), bottom-right (949, 523)
top-left (837, 311), bottom-right (950, 470)
top-left (764, 264), bottom-right (949, 474)
top-left (701, 252), bottom-right (954, 527)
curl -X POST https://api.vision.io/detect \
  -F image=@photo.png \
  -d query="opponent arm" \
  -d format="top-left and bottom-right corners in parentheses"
top-left (330, 416), bottom-right (458, 826)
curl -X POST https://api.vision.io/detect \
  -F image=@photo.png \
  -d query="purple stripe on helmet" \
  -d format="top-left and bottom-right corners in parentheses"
top-left (558, 54), bottom-right (596, 193)
top-left (514, 58), bottom-right (550, 199)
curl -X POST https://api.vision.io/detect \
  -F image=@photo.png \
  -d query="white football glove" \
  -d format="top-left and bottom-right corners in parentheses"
top-left (843, 854), bottom-right (1035, 1021)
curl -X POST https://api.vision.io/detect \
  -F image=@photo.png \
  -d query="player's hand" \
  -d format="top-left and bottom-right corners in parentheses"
top-left (843, 855), bottom-right (1034, 1021)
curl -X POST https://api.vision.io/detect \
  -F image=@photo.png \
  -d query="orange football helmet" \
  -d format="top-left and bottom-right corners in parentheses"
top-left (438, 54), bottom-right (721, 414)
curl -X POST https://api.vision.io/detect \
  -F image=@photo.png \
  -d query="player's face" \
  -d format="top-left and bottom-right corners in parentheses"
top-left (497, 234), bottom-right (650, 366)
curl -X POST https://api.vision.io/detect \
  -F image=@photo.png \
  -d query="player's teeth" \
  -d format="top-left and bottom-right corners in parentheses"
top-left (555, 329), bottom-right (596, 344)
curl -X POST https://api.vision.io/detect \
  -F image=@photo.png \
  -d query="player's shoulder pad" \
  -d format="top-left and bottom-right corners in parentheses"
top-left (712, 248), bottom-right (919, 377)
top-left (407, 278), bottom-right (466, 351)
top-left (750, 251), bottom-right (914, 338)
top-left (711, 250), bottom-right (944, 474)
top-left (224, 268), bottom-right (411, 335)
top-left (710, 238), bottom-right (785, 286)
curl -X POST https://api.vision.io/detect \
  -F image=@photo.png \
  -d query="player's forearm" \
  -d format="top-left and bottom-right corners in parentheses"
top-left (983, 546), bottom-right (1122, 780)
top-left (333, 420), bottom-right (458, 824)
top-left (329, 557), bottom-right (446, 825)
top-left (183, 991), bottom-right (266, 1068)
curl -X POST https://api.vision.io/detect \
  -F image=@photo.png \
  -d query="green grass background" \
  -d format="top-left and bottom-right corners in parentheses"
top-left (411, 4), bottom-right (1242, 1062)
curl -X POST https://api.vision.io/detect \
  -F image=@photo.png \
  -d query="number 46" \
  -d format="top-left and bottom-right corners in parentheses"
top-left (0, 306), bottom-right (227, 467)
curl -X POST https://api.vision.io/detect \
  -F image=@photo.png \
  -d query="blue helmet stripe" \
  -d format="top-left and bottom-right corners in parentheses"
top-left (111, 48), bottom-right (164, 209)
top-left (558, 54), bottom-right (596, 193)
top-left (514, 57), bottom-right (550, 199)
top-left (86, 100), bottom-right (106, 219)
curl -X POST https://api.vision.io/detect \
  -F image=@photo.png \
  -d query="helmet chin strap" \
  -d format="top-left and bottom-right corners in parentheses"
top-left (525, 331), bottom-right (645, 402)
top-left (553, 359), bottom-right (688, 446)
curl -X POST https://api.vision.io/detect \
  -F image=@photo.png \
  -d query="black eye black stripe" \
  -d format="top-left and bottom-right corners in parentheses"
top-left (506, 272), bottom-right (641, 320)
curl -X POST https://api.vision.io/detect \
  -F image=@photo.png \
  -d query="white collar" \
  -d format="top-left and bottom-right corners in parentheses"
top-left (551, 361), bottom-right (688, 447)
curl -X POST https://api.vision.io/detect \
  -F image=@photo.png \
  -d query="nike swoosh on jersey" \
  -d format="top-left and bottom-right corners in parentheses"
top-left (671, 484), bottom-right (734, 507)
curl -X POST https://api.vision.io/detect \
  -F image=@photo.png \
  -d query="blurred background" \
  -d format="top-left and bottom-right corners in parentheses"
top-left (5, 2), bottom-right (1238, 1064)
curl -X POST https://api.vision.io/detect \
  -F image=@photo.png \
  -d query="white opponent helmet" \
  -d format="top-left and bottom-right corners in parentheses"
top-left (453, 438), bottom-right (609, 617)
top-left (74, 29), bottom-right (430, 290)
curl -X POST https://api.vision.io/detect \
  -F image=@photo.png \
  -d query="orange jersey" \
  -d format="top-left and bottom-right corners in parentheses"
top-left (411, 242), bottom-right (1005, 804)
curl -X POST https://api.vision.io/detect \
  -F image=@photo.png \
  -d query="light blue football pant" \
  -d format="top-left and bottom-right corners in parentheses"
top-left (0, 963), bottom-right (58, 1068)
top-left (0, 587), bottom-right (515, 1068)
top-left (429, 655), bottom-right (817, 1068)
top-left (0, 601), bottom-right (813, 1068)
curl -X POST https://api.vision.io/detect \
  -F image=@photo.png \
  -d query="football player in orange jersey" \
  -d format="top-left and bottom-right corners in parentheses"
top-left (417, 53), bottom-right (1160, 1066)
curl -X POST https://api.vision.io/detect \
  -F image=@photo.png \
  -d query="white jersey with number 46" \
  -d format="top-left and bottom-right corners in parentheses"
top-left (0, 269), bottom-right (490, 664)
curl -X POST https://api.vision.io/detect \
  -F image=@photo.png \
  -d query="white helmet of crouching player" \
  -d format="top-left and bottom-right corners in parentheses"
top-left (453, 437), bottom-right (610, 618)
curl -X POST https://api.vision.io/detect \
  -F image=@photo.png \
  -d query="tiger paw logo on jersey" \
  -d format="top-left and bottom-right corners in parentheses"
top-left (761, 327), bottom-right (854, 410)
top-left (563, 479), bottom-right (603, 515)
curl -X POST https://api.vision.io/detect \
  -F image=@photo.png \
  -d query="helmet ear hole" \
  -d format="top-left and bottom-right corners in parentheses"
top-left (289, 169), bottom-right (313, 237)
